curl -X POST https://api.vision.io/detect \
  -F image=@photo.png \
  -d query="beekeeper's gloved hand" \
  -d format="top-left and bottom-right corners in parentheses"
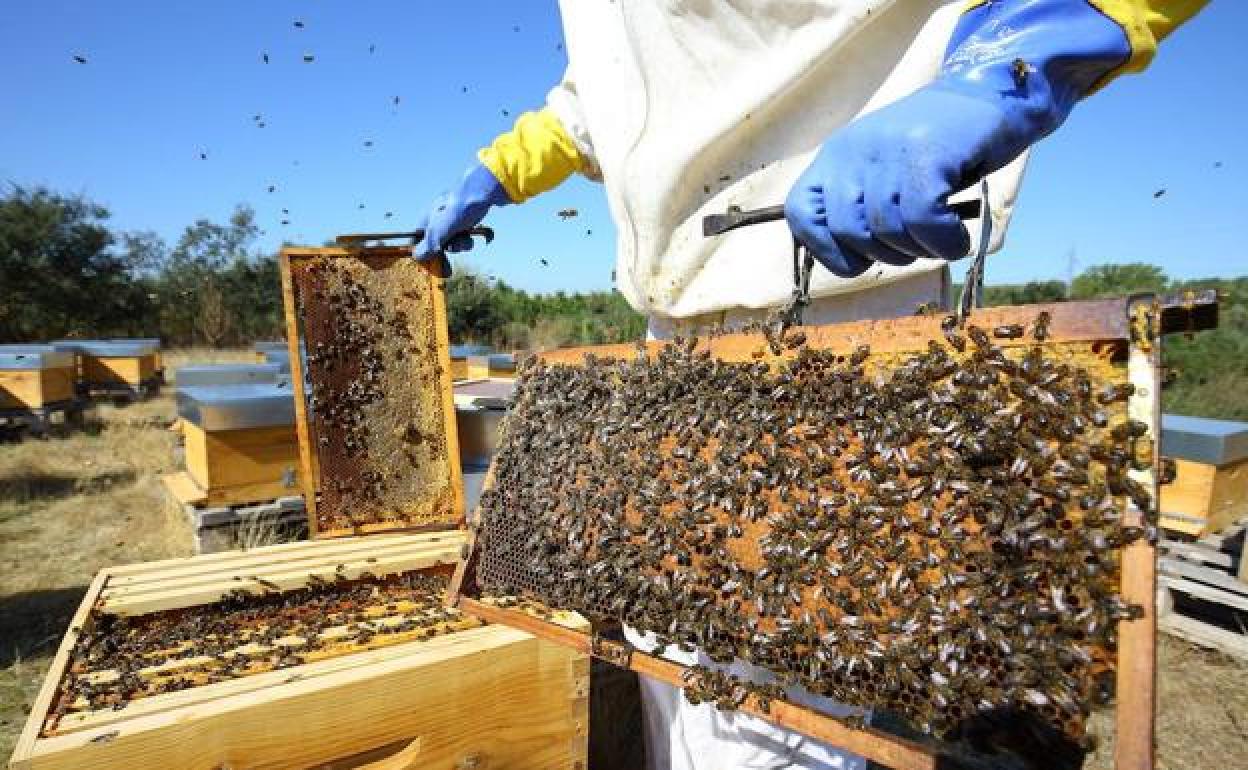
top-left (413, 108), bottom-right (592, 261)
top-left (785, 0), bottom-right (1138, 278)
top-left (412, 164), bottom-right (510, 259)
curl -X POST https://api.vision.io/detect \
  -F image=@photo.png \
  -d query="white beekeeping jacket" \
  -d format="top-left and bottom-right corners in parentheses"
top-left (547, 0), bottom-right (1026, 322)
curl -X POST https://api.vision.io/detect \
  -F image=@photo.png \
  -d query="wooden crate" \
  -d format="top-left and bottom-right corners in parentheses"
top-left (181, 422), bottom-right (301, 508)
top-left (9, 533), bottom-right (590, 770)
top-left (0, 366), bottom-right (76, 409)
top-left (1160, 457), bottom-right (1248, 537)
top-left (82, 353), bottom-right (156, 387)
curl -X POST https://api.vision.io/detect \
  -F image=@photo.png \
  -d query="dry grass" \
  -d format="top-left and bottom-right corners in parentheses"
top-left (3, 347), bottom-right (1248, 767)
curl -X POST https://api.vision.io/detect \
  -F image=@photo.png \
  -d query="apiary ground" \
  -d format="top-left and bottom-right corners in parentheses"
top-left (1, 348), bottom-right (1246, 767)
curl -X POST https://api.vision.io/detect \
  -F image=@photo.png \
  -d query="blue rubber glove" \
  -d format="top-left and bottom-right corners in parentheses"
top-left (412, 163), bottom-right (512, 260)
top-left (785, 0), bottom-right (1130, 277)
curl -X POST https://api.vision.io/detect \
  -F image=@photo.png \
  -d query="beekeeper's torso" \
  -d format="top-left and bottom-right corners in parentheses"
top-left (547, 0), bottom-right (1023, 322)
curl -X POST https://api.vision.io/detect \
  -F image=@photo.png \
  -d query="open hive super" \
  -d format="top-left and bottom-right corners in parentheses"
top-left (14, 533), bottom-right (592, 770)
top-left (462, 303), bottom-right (1168, 751)
top-left (40, 533), bottom-right (474, 736)
top-left (281, 246), bottom-right (463, 537)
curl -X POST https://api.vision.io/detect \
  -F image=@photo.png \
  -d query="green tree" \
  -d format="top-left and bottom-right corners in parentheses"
top-left (0, 186), bottom-right (152, 341)
top-left (1070, 263), bottom-right (1168, 299)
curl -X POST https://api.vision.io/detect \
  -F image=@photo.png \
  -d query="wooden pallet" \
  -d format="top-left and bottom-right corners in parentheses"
top-left (162, 471), bottom-right (308, 554)
top-left (0, 398), bottom-right (89, 438)
top-left (1158, 520), bottom-right (1248, 659)
top-left (9, 533), bottom-right (590, 770)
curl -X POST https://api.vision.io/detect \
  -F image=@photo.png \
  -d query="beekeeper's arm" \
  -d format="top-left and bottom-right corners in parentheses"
top-left (785, 0), bottom-right (1207, 277)
top-left (411, 82), bottom-right (597, 259)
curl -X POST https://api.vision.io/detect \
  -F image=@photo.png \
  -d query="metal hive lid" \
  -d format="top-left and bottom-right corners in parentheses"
top-left (280, 244), bottom-right (464, 539)
top-left (174, 363), bottom-right (284, 388)
top-left (1161, 414), bottom-right (1248, 466)
top-left (253, 340), bottom-right (289, 354)
top-left (176, 383), bottom-right (296, 430)
top-left (109, 337), bottom-right (162, 349)
top-left (0, 348), bottom-right (75, 370)
top-left (52, 340), bottom-right (156, 356)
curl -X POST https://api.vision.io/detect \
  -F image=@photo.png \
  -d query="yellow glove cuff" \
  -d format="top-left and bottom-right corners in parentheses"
top-left (477, 108), bottom-right (587, 204)
top-left (1085, 0), bottom-right (1206, 79)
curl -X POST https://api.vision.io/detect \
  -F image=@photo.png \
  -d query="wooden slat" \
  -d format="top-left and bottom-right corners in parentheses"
top-left (1161, 540), bottom-right (1234, 570)
top-left (460, 599), bottom-right (938, 770)
top-left (1160, 576), bottom-right (1248, 613)
top-left (107, 534), bottom-right (461, 588)
top-left (1159, 558), bottom-right (1248, 596)
top-left (1115, 296), bottom-right (1160, 770)
top-left (538, 298), bottom-right (1132, 366)
top-left (104, 532), bottom-right (438, 579)
top-left (279, 249), bottom-right (321, 528)
top-left (100, 546), bottom-right (461, 616)
top-left (1158, 613), bottom-right (1248, 661)
top-left (79, 612), bottom-right (483, 689)
top-left (54, 625), bottom-right (505, 735)
top-left (10, 571), bottom-right (109, 769)
top-left (26, 625), bottom-right (589, 770)
top-left (101, 539), bottom-right (458, 600)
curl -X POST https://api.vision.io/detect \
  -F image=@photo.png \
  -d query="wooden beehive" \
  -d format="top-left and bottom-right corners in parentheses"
top-left (170, 382), bottom-right (302, 509)
top-left (1158, 416), bottom-right (1248, 537)
top-left (9, 534), bottom-right (590, 770)
top-left (176, 421), bottom-right (301, 507)
top-left (82, 351), bottom-right (156, 387)
top-left (0, 350), bottom-right (76, 410)
top-left (453, 292), bottom-right (1220, 770)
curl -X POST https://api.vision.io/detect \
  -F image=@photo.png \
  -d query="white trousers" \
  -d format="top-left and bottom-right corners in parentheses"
top-left (634, 268), bottom-right (948, 770)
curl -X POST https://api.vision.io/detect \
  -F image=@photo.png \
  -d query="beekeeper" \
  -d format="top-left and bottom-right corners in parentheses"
top-left (413, 1), bottom-right (1204, 768)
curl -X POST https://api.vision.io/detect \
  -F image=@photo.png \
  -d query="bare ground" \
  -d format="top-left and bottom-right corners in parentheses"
top-left (2, 348), bottom-right (1247, 767)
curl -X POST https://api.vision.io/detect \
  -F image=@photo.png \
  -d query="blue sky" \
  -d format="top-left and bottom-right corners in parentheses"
top-left (1, 1), bottom-right (1244, 294)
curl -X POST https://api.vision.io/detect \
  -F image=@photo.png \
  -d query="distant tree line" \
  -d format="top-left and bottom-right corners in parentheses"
top-left (1, 186), bottom-right (1243, 419)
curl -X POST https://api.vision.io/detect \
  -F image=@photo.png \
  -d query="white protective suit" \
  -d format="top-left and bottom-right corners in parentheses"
top-left (546, 0), bottom-right (1026, 328)
top-left (541, 2), bottom-right (1029, 768)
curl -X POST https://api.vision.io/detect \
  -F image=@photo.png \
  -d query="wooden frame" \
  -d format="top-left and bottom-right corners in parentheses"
top-left (451, 291), bottom-right (1219, 770)
top-left (279, 246), bottom-right (465, 539)
top-left (10, 533), bottom-right (590, 770)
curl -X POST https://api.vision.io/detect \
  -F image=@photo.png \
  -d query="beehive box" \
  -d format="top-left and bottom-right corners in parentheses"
top-left (53, 341), bottom-right (158, 390)
top-left (8, 533), bottom-right (590, 770)
top-left (454, 292), bottom-right (1220, 770)
top-left (171, 383), bottom-right (300, 508)
top-left (1158, 415), bottom-right (1248, 537)
top-left (0, 347), bottom-right (76, 409)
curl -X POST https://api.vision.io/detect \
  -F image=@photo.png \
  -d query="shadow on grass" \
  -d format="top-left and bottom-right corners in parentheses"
top-left (0, 471), bottom-right (136, 506)
top-left (0, 586), bottom-right (89, 667)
